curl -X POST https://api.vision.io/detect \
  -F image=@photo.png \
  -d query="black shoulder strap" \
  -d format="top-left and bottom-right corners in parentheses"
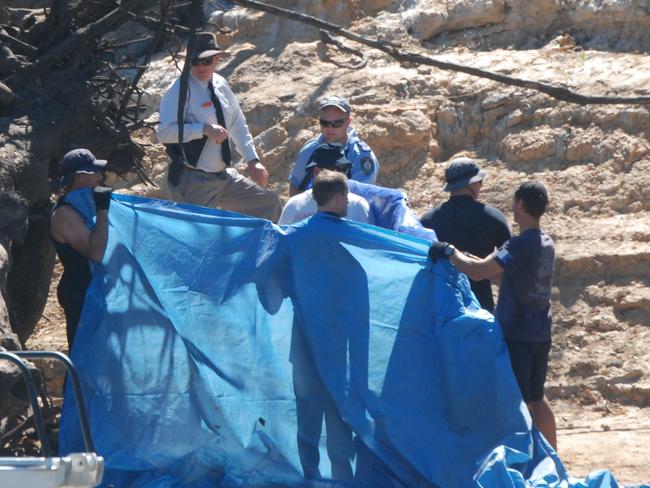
top-left (174, 0), bottom-right (202, 165)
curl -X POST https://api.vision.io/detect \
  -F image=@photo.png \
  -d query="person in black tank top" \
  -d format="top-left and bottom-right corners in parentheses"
top-left (50, 149), bottom-right (112, 350)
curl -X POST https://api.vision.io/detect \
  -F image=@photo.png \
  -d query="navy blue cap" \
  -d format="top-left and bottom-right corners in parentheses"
top-left (443, 157), bottom-right (486, 191)
top-left (59, 149), bottom-right (107, 186)
top-left (305, 143), bottom-right (351, 172)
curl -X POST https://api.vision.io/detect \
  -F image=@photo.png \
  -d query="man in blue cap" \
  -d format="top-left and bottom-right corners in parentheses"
top-left (420, 156), bottom-right (511, 312)
top-left (279, 143), bottom-right (373, 225)
top-left (288, 95), bottom-right (379, 196)
top-left (50, 149), bottom-right (112, 349)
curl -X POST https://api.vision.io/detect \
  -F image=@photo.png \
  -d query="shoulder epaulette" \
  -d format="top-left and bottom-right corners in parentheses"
top-left (358, 141), bottom-right (372, 152)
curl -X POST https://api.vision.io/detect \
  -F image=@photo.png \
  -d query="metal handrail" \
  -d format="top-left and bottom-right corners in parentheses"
top-left (0, 351), bottom-right (52, 458)
top-left (12, 351), bottom-right (96, 453)
top-left (0, 351), bottom-right (97, 458)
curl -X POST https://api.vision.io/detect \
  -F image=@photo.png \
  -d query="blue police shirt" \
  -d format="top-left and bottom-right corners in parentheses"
top-left (289, 127), bottom-right (379, 190)
top-left (494, 228), bottom-right (555, 342)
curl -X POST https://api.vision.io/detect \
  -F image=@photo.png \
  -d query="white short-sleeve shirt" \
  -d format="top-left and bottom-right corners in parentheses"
top-left (278, 190), bottom-right (373, 226)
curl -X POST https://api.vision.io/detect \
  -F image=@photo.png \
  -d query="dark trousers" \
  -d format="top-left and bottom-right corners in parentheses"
top-left (57, 283), bottom-right (86, 350)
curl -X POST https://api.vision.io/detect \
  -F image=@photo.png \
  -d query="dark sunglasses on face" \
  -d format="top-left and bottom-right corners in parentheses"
top-left (191, 56), bottom-right (215, 66)
top-left (319, 118), bottom-right (347, 129)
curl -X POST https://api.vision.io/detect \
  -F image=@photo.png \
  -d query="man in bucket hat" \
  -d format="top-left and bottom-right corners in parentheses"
top-left (288, 95), bottom-right (379, 196)
top-left (157, 32), bottom-right (281, 221)
top-left (420, 156), bottom-right (511, 311)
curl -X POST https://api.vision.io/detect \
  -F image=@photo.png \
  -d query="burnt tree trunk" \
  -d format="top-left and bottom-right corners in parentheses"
top-left (0, 0), bottom-right (199, 426)
top-left (0, 0), bottom-right (195, 343)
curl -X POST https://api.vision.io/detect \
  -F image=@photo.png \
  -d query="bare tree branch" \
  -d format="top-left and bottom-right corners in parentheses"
top-left (117, 0), bottom-right (172, 119)
top-left (129, 11), bottom-right (190, 33)
top-left (18, 0), bottom-right (151, 78)
top-left (106, 35), bottom-right (156, 49)
top-left (319, 29), bottom-right (367, 69)
top-left (0, 31), bottom-right (37, 56)
top-left (175, 0), bottom-right (204, 166)
top-left (232, 0), bottom-right (650, 106)
top-left (112, 0), bottom-right (172, 184)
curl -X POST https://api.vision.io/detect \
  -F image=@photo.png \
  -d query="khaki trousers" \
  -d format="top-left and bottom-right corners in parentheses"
top-left (168, 167), bottom-right (281, 222)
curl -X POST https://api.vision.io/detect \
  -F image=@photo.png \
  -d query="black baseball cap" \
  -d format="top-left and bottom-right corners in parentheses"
top-left (305, 143), bottom-right (352, 172)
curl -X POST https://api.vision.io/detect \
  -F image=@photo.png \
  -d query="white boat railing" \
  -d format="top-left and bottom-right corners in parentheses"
top-left (0, 351), bottom-right (103, 488)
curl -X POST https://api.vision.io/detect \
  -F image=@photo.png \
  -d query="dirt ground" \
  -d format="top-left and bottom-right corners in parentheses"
top-left (27, 261), bottom-right (650, 486)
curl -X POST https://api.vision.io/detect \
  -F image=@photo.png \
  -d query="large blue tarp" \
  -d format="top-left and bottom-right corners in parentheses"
top-left (59, 191), bottom-right (641, 488)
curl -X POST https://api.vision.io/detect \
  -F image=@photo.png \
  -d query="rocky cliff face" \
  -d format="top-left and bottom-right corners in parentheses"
top-left (401, 0), bottom-right (650, 51)
top-left (125, 0), bottom-right (650, 410)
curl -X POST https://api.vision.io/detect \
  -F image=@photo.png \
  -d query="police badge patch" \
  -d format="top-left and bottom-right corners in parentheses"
top-left (360, 157), bottom-right (374, 175)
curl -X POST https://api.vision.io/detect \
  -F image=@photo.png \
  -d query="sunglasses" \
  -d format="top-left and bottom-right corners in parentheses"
top-left (191, 56), bottom-right (216, 66)
top-left (319, 118), bottom-right (347, 128)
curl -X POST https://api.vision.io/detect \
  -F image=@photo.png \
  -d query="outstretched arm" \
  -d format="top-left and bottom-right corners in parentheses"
top-left (429, 242), bottom-right (503, 282)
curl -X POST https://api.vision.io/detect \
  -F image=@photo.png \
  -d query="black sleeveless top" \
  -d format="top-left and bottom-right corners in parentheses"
top-left (52, 202), bottom-right (92, 296)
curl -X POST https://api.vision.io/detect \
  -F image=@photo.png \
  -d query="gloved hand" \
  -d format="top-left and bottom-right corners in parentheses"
top-left (428, 241), bottom-right (454, 262)
top-left (93, 186), bottom-right (112, 211)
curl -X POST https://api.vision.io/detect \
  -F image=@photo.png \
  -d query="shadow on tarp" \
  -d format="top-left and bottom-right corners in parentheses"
top-left (59, 194), bottom-right (642, 488)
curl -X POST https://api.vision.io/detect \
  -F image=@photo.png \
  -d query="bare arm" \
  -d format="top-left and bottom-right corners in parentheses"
top-left (51, 206), bottom-right (108, 262)
top-left (463, 251), bottom-right (502, 282)
top-left (448, 249), bottom-right (503, 282)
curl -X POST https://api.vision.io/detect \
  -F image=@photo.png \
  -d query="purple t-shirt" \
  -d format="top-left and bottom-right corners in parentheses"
top-left (494, 229), bottom-right (555, 342)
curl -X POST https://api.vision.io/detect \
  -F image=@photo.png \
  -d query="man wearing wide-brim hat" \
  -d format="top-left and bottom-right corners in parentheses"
top-left (420, 156), bottom-right (511, 311)
top-left (157, 32), bottom-right (281, 221)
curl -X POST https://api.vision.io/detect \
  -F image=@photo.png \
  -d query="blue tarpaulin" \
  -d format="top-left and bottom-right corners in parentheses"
top-left (59, 191), bottom-right (642, 487)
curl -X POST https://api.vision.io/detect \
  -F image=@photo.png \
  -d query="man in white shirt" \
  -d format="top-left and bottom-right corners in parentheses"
top-left (156, 32), bottom-right (281, 222)
top-left (278, 143), bottom-right (373, 226)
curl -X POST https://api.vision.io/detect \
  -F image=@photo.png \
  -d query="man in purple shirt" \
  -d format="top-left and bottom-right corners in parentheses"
top-left (428, 181), bottom-right (557, 450)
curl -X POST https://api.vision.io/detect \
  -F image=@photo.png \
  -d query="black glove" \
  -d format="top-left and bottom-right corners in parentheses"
top-left (93, 186), bottom-right (112, 211)
top-left (428, 241), bottom-right (454, 262)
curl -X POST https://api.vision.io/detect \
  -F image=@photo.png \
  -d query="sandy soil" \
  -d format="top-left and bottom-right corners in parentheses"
top-left (554, 402), bottom-right (650, 485)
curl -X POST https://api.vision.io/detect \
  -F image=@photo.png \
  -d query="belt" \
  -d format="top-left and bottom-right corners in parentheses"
top-left (183, 165), bottom-right (228, 179)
